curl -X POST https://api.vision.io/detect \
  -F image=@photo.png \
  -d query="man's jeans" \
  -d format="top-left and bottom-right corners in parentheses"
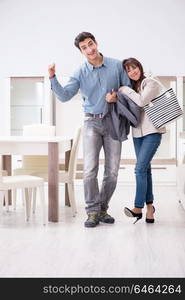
top-left (133, 133), bottom-right (162, 208)
top-left (83, 118), bottom-right (122, 214)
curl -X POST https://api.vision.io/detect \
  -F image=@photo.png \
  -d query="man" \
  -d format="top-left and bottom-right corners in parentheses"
top-left (48, 32), bottom-right (130, 228)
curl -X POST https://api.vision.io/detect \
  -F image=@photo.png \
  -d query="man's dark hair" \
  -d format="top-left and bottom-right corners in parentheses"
top-left (74, 32), bottom-right (96, 50)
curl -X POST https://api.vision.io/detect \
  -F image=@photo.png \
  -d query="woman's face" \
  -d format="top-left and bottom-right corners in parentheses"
top-left (126, 65), bottom-right (141, 81)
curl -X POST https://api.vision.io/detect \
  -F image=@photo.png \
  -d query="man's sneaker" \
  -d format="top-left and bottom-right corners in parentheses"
top-left (84, 214), bottom-right (99, 228)
top-left (99, 212), bottom-right (115, 224)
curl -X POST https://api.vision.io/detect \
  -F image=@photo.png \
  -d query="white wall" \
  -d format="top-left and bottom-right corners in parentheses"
top-left (0, 0), bottom-right (185, 76)
top-left (0, 0), bottom-right (185, 137)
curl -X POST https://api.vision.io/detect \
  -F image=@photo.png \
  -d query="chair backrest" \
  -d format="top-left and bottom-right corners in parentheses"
top-left (68, 127), bottom-right (82, 179)
top-left (23, 124), bottom-right (56, 136)
top-left (0, 156), bottom-right (7, 185)
top-left (22, 124), bottom-right (56, 169)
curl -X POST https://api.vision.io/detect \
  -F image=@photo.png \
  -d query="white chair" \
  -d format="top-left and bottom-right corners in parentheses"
top-left (0, 169), bottom-right (46, 225)
top-left (13, 124), bottom-right (56, 210)
top-left (13, 123), bottom-right (56, 180)
top-left (14, 124), bottom-right (81, 217)
top-left (59, 161), bottom-right (84, 180)
top-left (58, 127), bottom-right (82, 216)
top-left (33, 127), bottom-right (82, 217)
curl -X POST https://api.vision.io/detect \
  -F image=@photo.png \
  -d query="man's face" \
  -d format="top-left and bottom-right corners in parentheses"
top-left (79, 38), bottom-right (99, 61)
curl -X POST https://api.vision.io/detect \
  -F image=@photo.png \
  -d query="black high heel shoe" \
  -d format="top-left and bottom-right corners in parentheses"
top-left (124, 207), bottom-right (142, 224)
top-left (146, 205), bottom-right (155, 223)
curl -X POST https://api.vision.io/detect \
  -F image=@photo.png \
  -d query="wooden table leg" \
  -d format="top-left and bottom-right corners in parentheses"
top-left (48, 142), bottom-right (59, 222)
top-left (65, 149), bottom-right (71, 207)
top-left (2, 155), bottom-right (12, 204)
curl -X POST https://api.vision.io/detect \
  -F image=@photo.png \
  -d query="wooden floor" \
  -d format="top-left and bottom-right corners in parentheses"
top-left (0, 183), bottom-right (185, 278)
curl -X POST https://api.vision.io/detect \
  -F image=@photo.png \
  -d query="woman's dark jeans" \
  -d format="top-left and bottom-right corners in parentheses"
top-left (133, 133), bottom-right (162, 208)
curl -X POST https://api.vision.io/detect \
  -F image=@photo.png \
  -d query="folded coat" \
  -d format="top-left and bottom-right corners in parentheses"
top-left (102, 91), bottom-right (141, 142)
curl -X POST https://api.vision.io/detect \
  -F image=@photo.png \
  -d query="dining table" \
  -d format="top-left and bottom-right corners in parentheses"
top-left (0, 135), bottom-right (72, 222)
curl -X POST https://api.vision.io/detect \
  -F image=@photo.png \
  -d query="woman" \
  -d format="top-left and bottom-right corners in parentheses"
top-left (107, 57), bottom-right (166, 224)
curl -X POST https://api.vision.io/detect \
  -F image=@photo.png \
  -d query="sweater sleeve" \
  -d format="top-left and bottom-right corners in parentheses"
top-left (118, 79), bottom-right (161, 107)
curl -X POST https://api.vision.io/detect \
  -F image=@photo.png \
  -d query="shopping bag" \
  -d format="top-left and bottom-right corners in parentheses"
top-left (143, 78), bottom-right (183, 128)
